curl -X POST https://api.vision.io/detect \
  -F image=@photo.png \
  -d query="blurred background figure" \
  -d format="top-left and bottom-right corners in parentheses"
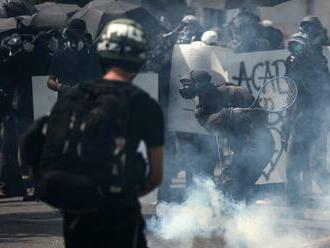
top-left (227, 9), bottom-right (269, 53)
top-left (162, 15), bottom-right (203, 45)
top-left (261, 19), bottom-right (285, 50)
top-left (201, 30), bottom-right (219, 46)
top-left (47, 19), bottom-right (102, 95)
top-left (176, 15), bottom-right (203, 44)
top-left (226, 8), bottom-right (284, 52)
top-left (0, 17), bottom-right (37, 200)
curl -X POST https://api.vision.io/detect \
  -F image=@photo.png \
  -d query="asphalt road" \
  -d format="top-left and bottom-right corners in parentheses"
top-left (1, 197), bottom-right (330, 248)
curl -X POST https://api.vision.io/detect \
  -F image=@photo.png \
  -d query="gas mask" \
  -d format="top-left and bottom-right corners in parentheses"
top-left (62, 28), bottom-right (86, 51)
top-left (179, 80), bottom-right (197, 99)
top-left (288, 32), bottom-right (309, 56)
top-left (179, 70), bottom-right (213, 99)
top-left (288, 41), bottom-right (306, 56)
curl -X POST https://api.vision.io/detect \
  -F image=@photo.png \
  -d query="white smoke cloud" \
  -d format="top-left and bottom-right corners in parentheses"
top-left (148, 176), bottom-right (310, 248)
top-left (185, 0), bottom-right (193, 7)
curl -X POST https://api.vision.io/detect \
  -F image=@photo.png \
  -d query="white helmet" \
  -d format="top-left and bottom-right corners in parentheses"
top-left (181, 15), bottom-right (198, 25)
top-left (262, 19), bottom-right (273, 27)
top-left (201, 30), bottom-right (219, 45)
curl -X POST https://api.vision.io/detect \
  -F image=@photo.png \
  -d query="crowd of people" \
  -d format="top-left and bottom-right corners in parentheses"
top-left (0, 17), bottom-right (103, 200)
top-left (158, 8), bottom-right (284, 53)
top-left (173, 14), bottom-right (330, 204)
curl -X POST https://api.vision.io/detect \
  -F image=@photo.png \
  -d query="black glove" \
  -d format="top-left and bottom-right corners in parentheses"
top-left (204, 108), bottom-right (232, 130)
top-left (59, 83), bottom-right (70, 94)
top-left (229, 107), bottom-right (252, 123)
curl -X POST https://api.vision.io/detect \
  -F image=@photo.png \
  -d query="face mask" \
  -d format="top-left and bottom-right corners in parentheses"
top-left (288, 41), bottom-right (306, 56)
top-left (66, 40), bottom-right (85, 51)
top-left (179, 84), bottom-right (197, 99)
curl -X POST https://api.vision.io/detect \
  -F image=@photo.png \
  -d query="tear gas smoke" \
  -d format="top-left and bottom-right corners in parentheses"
top-left (149, 176), bottom-right (309, 248)
top-left (185, 0), bottom-right (192, 6)
top-left (149, 177), bottom-right (232, 240)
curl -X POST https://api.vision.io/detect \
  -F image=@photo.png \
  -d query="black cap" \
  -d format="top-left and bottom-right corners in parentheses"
top-left (180, 70), bottom-right (211, 85)
top-left (300, 16), bottom-right (323, 33)
top-left (67, 19), bottom-right (87, 32)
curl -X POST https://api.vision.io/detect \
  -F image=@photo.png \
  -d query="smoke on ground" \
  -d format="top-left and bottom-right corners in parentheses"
top-left (148, 176), bottom-right (309, 248)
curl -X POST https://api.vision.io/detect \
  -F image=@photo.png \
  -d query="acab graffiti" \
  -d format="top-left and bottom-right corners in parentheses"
top-left (232, 59), bottom-right (286, 93)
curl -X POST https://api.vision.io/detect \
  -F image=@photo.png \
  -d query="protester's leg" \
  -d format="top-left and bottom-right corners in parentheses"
top-left (102, 214), bottom-right (148, 248)
top-left (221, 139), bottom-right (246, 200)
top-left (16, 74), bottom-right (35, 200)
top-left (221, 128), bottom-right (273, 200)
top-left (310, 120), bottom-right (330, 193)
top-left (63, 214), bottom-right (95, 248)
top-left (158, 132), bottom-right (180, 202)
top-left (1, 113), bottom-right (23, 196)
top-left (182, 133), bottom-right (217, 188)
top-left (64, 212), bottom-right (148, 248)
top-left (241, 127), bottom-right (274, 188)
top-left (286, 136), bottom-right (311, 205)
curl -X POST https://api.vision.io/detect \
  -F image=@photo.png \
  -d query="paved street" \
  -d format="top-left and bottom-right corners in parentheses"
top-left (1, 197), bottom-right (330, 248)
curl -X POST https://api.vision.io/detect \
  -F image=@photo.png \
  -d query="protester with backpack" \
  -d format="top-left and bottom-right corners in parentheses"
top-left (20, 18), bottom-right (164, 248)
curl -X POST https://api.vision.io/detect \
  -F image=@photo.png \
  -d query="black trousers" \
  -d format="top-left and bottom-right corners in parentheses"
top-left (221, 127), bottom-right (274, 200)
top-left (0, 64), bottom-right (34, 195)
top-left (37, 170), bottom-right (148, 248)
top-left (286, 110), bottom-right (330, 204)
top-left (63, 210), bottom-right (148, 248)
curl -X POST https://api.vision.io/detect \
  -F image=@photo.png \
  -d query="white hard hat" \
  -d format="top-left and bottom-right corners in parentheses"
top-left (201, 30), bottom-right (219, 45)
top-left (182, 15), bottom-right (198, 25)
top-left (262, 19), bottom-right (273, 27)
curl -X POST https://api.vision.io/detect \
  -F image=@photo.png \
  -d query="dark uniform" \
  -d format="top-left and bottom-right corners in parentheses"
top-left (228, 11), bottom-right (271, 53)
top-left (48, 19), bottom-right (102, 95)
top-left (285, 28), bottom-right (330, 204)
top-left (49, 47), bottom-right (102, 87)
top-left (179, 71), bottom-right (274, 200)
top-left (0, 41), bottom-right (34, 198)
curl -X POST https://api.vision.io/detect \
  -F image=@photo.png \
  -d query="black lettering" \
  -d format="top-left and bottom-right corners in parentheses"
top-left (251, 62), bottom-right (265, 91)
top-left (232, 61), bottom-right (253, 93)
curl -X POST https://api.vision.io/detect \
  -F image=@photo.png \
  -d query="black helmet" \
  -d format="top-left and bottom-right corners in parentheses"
top-left (300, 16), bottom-right (329, 46)
top-left (62, 19), bottom-right (87, 46)
top-left (97, 18), bottom-right (148, 68)
top-left (300, 16), bottom-right (323, 35)
top-left (181, 15), bottom-right (199, 26)
top-left (179, 70), bottom-right (212, 99)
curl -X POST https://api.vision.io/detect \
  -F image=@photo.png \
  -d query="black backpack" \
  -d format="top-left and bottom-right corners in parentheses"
top-left (39, 82), bottom-right (147, 198)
